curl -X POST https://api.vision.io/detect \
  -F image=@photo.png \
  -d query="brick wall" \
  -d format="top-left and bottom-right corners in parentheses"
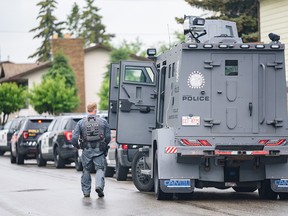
top-left (51, 37), bottom-right (86, 112)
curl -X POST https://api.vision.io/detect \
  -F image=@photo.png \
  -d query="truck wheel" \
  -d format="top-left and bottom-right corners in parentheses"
top-left (132, 151), bottom-right (154, 192)
top-left (258, 180), bottom-right (278, 200)
top-left (75, 153), bottom-right (83, 171)
top-left (279, 193), bottom-right (288, 200)
top-left (104, 158), bottom-right (114, 177)
top-left (54, 147), bottom-right (65, 168)
top-left (233, 187), bottom-right (257, 193)
top-left (0, 150), bottom-right (5, 156)
top-left (16, 147), bottom-right (24, 165)
top-left (115, 153), bottom-right (129, 181)
top-left (10, 147), bottom-right (16, 164)
top-left (154, 150), bottom-right (173, 200)
top-left (36, 148), bottom-right (47, 167)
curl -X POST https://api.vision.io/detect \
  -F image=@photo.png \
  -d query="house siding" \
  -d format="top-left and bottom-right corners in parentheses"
top-left (260, 0), bottom-right (288, 81)
top-left (18, 67), bottom-right (49, 116)
top-left (84, 48), bottom-right (110, 107)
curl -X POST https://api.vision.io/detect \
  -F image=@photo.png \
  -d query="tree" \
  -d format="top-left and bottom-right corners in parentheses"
top-left (80, 0), bottom-right (115, 47)
top-left (98, 40), bottom-right (144, 110)
top-left (43, 52), bottom-right (76, 89)
top-left (67, 3), bottom-right (81, 38)
top-left (29, 53), bottom-right (79, 115)
top-left (29, 75), bottom-right (78, 115)
top-left (0, 83), bottom-right (27, 126)
top-left (29, 0), bottom-right (66, 62)
top-left (183, 0), bottom-right (259, 42)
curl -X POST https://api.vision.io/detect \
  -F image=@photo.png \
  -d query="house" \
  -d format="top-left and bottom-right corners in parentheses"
top-left (0, 37), bottom-right (148, 118)
top-left (259, 0), bottom-right (288, 82)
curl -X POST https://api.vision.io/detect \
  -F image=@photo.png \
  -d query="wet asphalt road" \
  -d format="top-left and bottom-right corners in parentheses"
top-left (1, 154), bottom-right (288, 216)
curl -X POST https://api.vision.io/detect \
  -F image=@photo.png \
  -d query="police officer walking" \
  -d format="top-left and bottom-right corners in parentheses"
top-left (72, 102), bottom-right (111, 198)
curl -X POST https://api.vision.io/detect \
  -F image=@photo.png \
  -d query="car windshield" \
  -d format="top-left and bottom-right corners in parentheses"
top-left (64, 118), bottom-right (82, 130)
top-left (27, 119), bottom-right (53, 129)
top-left (3, 121), bottom-right (12, 130)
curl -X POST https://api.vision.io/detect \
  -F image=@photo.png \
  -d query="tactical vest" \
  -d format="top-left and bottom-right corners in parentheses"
top-left (82, 116), bottom-right (102, 142)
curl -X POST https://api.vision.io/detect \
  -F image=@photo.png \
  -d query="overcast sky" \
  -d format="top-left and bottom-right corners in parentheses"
top-left (0, 0), bottom-right (206, 63)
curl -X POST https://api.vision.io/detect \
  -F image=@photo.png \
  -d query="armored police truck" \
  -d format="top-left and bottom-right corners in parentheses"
top-left (108, 16), bottom-right (288, 200)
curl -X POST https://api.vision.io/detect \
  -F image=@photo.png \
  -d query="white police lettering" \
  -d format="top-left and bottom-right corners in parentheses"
top-left (275, 179), bottom-right (288, 187)
top-left (164, 179), bottom-right (191, 187)
top-left (182, 95), bottom-right (209, 101)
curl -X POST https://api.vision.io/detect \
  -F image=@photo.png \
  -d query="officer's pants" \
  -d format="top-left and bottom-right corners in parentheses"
top-left (81, 148), bottom-right (105, 195)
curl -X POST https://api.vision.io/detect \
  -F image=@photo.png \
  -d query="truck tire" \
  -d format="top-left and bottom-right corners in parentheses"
top-left (115, 153), bottom-right (129, 181)
top-left (233, 187), bottom-right (257, 193)
top-left (258, 180), bottom-right (278, 200)
top-left (104, 159), bottom-right (114, 177)
top-left (0, 150), bottom-right (5, 156)
top-left (36, 147), bottom-right (47, 167)
top-left (54, 147), bottom-right (65, 168)
top-left (132, 151), bottom-right (154, 192)
top-left (279, 193), bottom-right (288, 200)
top-left (154, 150), bottom-right (173, 200)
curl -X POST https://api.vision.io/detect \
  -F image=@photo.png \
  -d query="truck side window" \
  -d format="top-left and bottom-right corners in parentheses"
top-left (225, 60), bottom-right (238, 76)
top-left (124, 66), bottom-right (154, 84)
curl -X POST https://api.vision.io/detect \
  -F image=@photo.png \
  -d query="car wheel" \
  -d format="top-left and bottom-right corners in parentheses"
top-left (36, 147), bottom-right (47, 167)
top-left (54, 147), bottom-right (65, 168)
top-left (10, 147), bottom-right (16, 164)
top-left (132, 151), bottom-right (154, 192)
top-left (75, 153), bottom-right (83, 171)
top-left (16, 146), bottom-right (24, 165)
top-left (115, 153), bottom-right (129, 181)
top-left (104, 158), bottom-right (114, 177)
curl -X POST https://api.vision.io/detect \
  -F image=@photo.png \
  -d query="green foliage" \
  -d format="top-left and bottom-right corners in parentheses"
top-left (29, 75), bottom-right (79, 115)
top-left (184, 0), bottom-right (259, 42)
top-left (0, 83), bottom-right (27, 125)
top-left (67, 3), bottom-right (81, 38)
top-left (29, 0), bottom-right (66, 62)
top-left (43, 53), bottom-right (76, 89)
top-left (98, 40), bottom-right (144, 110)
top-left (97, 80), bottom-right (109, 111)
top-left (79, 0), bottom-right (114, 47)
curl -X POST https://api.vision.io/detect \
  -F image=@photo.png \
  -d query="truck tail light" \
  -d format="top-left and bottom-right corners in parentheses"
top-left (64, 131), bottom-right (73, 141)
top-left (180, 139), bottom-right (212, 146)
top-left (22, 131), bottom-right (29, 139)
top-left (259, 139), bottom-right (286, 146)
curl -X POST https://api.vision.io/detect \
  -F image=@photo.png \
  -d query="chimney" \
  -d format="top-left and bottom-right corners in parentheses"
top-left (51, 38), bottom-right (86, 113)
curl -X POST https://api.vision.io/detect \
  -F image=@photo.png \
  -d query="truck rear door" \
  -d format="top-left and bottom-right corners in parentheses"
top-left (211, 54), bottom-right (257, 134)
top-left (116, 61), bottom-right (158, 145)
top-left (108, 63), bottom-right (119, 130)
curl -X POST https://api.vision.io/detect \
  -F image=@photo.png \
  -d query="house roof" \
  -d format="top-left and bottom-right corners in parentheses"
top-left (0, 61), bottom-right (51, 83)
top-left (0, 44), bottom-right (149, 83)
top-left (84, 44), bottom-right (112, 53)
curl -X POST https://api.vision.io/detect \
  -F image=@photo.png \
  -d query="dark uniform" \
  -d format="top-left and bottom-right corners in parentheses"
top-left (72, 114), bottom-right (111, 197)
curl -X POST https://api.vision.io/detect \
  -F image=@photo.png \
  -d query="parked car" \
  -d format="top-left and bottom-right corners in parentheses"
top-left (104, 131), bottom-right (140, 181)
top-left (0, 117), bottom-right (24, 155)
top-left (36, 114), bottom-right (85, 168)
top-left (10, 116), bottom-right (54, 164)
